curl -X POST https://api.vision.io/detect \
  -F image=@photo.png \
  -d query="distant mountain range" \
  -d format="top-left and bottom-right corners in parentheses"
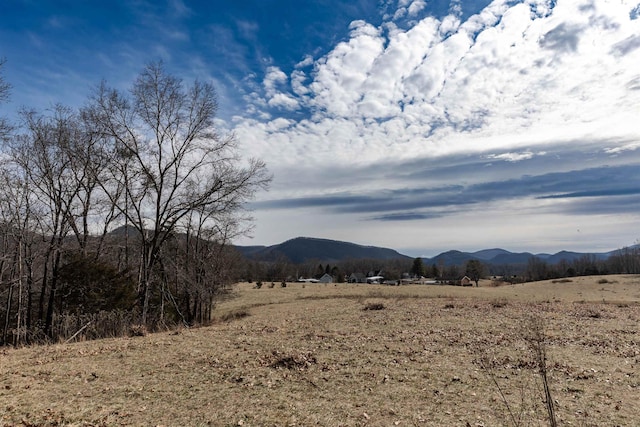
top-left (235, 237), bottom-right (636, 266)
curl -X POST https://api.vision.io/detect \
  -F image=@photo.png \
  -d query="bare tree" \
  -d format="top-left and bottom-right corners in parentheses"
top-left (0, 58), bottom-right (12, 140)
top-left (526, 256), bottom-right (549, 282)
top-left (465, 259), bottom-right (485, 287)
top-left (0, 164), bottom-right (40, 345)
top-left (9, 107), bottom-right (82, 336)
top-left (7, 104), bottom-right (115, 337)
top-left (85, 62), bottom-right (270, 325)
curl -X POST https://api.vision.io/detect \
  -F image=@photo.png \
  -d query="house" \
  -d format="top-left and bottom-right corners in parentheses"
top-left (318, 273), bottom-right (333, 283)
top-left (460, 276), bottom-right (472, 286)
top-left (348, 273), bottom-right (366, 283)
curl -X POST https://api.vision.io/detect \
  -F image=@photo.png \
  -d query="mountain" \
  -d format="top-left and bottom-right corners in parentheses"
top-left (471, 248), bottom-right (513, 261)
top-left (546, 250), bottom-right (597, 265)
top-left (429, 250), bottom-right (479, 266)
top-left (604, 244), bottom-right (640, 257)
top-left (235, 237), bottom-right (411, 264)
top-left (489, 252), bottom-right (537, 265)
top-left (235, 237), bottom-right (637, 268)
top-left (235, 245), bottom-right (268, 257)
top-left (426, 249), bottom-right (614, 267)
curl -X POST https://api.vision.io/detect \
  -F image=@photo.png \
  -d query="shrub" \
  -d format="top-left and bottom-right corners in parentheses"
top-left (51, 310), bottom-right (138, 342)
top-left (586, 309), bottom-right (601, 319)
top-left (218, 309), bottom-right (250, 323)
top-left (267, 350), bottom-right (317, 370)
top-left (491, 298), bottom-right (508, 308)
top-left (490, 279), bottom-right (503, 287)
top-left (57, 254), bottom-right (136, 313)
top-left (128, 324), bottom-right (147, 337)
top-left (363, 302), bottom-right (385, 311)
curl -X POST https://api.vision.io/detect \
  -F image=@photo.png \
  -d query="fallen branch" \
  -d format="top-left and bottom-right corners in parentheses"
top-left (64, 321), bottom-right (92, 344)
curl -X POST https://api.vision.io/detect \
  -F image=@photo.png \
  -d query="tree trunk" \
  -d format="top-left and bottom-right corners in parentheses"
top-left (25, 257), bottom-right (33, 332)
top-left (2, 283), bottom-right (13, 344)
top-left (38, 252), bottom-right (50, 323)
top-left (44, 249), bottom-right (62, 338)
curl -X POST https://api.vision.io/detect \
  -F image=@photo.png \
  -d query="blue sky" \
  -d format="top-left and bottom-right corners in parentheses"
top-left (1, 0), bottom-right (640, 256)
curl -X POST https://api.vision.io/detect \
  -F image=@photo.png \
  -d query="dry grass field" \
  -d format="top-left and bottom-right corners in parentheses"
top-left (2, 275), bottom-right (640, 426)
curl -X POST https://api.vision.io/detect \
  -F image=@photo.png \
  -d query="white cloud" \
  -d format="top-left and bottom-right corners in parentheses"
top-left (407, 0), bottom-right (427, 17)
top-left (236, 0), bottom-right (640, 203)
top-left (267, 93), bottom-right (299, 110)
top-left (263, 66), bottom-right (288, 96)
top-left (393, 8), bottom-right (407, 21)
top-left (262, 66), bottom-right (300, 111)
top-left (295, 55), bottom-right (314, 68)
top-left (604, 142), bottom-right (640, 154)
top-left (485, 151), bottom-right (546, 162)
top-left (308, 20), bottom-right (384, 117)
top-left (439, 14), bottom-right (460, 36)
top-left (291, 70), bottom-right (310, 96)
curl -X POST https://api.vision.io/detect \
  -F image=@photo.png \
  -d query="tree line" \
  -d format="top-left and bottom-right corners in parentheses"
top-left (0, 61), bottom-right (270, 345)
top-left (237, 246), bottom-right (640, 287)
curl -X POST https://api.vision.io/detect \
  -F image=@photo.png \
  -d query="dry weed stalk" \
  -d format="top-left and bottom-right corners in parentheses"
top-left (524, 315), bottom-right (558, 427)
top-left (474, 313), bottom-right (559, 427)
top-left (474, 352), bottom-right (528, 427)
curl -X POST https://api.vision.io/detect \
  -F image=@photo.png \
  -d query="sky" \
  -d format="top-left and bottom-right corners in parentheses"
top-left (1, 0), bottom-right (640, 257)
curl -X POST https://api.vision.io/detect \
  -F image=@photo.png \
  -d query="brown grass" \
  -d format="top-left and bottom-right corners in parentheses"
top-left (1, 275), bottom-right (640, 426)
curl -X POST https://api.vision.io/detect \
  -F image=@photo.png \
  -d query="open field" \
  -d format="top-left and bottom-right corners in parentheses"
top-left (2, 275), bottom-right (640, 426)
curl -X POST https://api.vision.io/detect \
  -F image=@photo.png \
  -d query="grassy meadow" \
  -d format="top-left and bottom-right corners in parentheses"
top-left (2, 275), bottom-right (640, 426)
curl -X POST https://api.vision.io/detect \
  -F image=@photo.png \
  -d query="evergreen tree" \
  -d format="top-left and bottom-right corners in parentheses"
top-left (410, 257), bottom-right (424, 277)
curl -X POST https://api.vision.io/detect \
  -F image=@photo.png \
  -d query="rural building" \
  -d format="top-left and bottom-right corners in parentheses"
top-left (348, 273), bottom-right (366, 283)
top-left (318, 273), bottom-right (333, 283)
top-left (460, 276), bottom-right (472, 286)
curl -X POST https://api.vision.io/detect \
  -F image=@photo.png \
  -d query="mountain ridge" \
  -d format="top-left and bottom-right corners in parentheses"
top-left (235, 237), bottom-right (411, 264)
top-left (235, 237), bottom-right (638, 266)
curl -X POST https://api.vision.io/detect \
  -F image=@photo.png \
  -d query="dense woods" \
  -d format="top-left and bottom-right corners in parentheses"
top-left (0, 62), bottom-right (270, 345)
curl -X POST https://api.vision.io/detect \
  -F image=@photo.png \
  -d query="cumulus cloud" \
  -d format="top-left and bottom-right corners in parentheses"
top-left (267, 93), bottom-right (299, 110)
top-left (407, 1), bottom-right (427, 17)
top-left (262, 66), bottom-right (299, 110)
top-left (307, 20), bottom-right (384, 117)
top-left (295, 55), bottom-right (314, 68)
top-left (263, 66), bottom-right (288, 95)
